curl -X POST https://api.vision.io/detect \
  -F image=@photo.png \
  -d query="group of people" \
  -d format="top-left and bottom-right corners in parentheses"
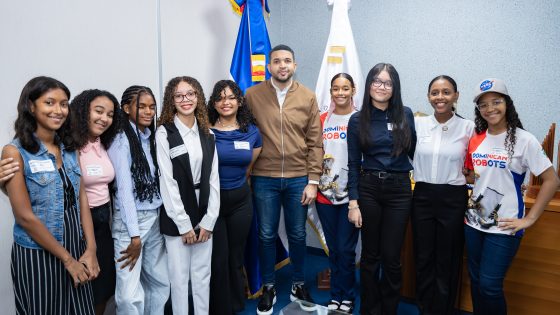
top-left (0, 72), bottom-right (263, 315)
top-left (1, 43), bottom-right (558, 315)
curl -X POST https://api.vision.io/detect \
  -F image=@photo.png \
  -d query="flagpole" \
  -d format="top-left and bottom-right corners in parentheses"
top-left (246, 1), bottom-right (253, 55)
top-left (156, 0), bottom-right (164, 108)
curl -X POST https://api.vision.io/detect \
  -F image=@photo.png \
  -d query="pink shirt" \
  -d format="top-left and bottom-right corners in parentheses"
top-left (79, 139), bottom-right (115, 207)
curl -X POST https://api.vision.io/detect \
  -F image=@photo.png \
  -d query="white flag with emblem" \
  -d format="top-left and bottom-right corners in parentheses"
top-left (315, 0), bottom-right (364, 113)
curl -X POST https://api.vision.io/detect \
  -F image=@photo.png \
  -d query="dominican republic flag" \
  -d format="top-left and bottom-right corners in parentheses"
top-left (229, 0), bottom-right (271, 94)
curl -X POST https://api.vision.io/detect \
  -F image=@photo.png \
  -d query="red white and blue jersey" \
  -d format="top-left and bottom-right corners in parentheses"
top-left (464, 128), bottom-right (552, 235)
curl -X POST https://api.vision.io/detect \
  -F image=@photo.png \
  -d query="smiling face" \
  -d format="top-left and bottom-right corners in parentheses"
top-left (477, 92), bottom-right (507, 130)
top-left (125, 92), bottom-right (156, 132)
top-left (88, 96), bottom-right (114, 139)
top-left (173, 81), bottom-right (197, 119)
top-left (330, 77), bottom-right (355, 109)
top-left (267, 49), bottom-right (296, 84)
top-left (214, 86), bottom-right (239, 119)
top-left (370, 70), bottom-right (393, 106)
top-left (31, 88), bottom-right (69, 134)
top-left (428, 79), bottom-right (458, 116)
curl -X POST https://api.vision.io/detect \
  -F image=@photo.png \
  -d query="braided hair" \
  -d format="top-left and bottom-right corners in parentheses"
top-left (65, 89), bottom-right (122, 151)
top-left (120, 85), bottom-right (160, 203)
top-left (474, 94), bottom-right (524, 161)
top-left (207, 80), bottom-right (256, 133)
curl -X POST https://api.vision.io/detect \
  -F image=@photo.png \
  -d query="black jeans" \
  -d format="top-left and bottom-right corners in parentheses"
top-left (412, 182), bottom-right (468, 315)
top-left (359, 172), bottom-right (412, 315)
top-left (209, 182), bottom-right (253, 314)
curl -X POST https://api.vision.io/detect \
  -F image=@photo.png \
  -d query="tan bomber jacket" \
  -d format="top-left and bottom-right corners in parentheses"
top-left (245, 80), bottom-right (323, 181)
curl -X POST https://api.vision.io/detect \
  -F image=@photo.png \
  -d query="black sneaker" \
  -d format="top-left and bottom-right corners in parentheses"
top-left (257, 286), bottom-right (276, 315)
top-left (290, 283), bottom-right (317, 312)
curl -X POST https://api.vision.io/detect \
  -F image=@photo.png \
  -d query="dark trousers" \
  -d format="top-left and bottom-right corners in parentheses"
top-left (316, 202), bottom-right (359, 302)
top-left (411, 182), bottom-right (468, 315)
top-left (209, 183), bottom-right (254, 314)
top-left (90, 202), bottom-right (116, 306)
top-left (358, 172), bottom-right (412, 315)
top-left (464, 225), bottom-right (521, 315)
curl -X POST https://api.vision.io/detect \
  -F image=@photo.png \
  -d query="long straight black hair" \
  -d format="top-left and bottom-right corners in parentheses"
top-left (359, 63), bottom-right (411, 156)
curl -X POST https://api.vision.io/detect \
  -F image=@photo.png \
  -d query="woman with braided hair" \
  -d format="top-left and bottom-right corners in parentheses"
top-left (108, 85), bottom-right (170, 314)
top-left (156, 76), bottom-right (220, 314)
top-left (464, 78), bottom-right (559, 314)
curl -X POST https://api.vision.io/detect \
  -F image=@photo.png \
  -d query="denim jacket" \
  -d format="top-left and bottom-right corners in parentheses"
top-left (11, 138), bottom-right (82, 249)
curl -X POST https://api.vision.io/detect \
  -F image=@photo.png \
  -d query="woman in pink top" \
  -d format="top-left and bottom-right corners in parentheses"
top-left (66, 89), bottom-right (122, 315)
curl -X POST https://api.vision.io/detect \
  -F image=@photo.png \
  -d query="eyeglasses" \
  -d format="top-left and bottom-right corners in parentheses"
top-left (372, 78), bottom-right (393, 90)
top-left (476, 99), bottom-right (504, 111)
top-left (173, 91), bottom-right (197, 102)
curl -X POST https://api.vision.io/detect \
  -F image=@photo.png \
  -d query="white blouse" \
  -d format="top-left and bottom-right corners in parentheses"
top-left (413, 114), bottom-right (474, 185)
top-left (156, 116), bottom-right (220, 235)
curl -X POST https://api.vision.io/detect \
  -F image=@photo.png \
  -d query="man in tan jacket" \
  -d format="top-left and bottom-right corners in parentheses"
top-left (245, 44), bottom-right (323, 315)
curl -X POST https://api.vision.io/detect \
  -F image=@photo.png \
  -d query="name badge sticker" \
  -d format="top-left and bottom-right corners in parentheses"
top-left (169, 144), bottom-right (188, 159)
top-left (387, 123), bottom-right (393, 131)
top-left (86, 165), bottom-right (103, 176)
top-left (234, 141), bottom-right (251, 150)
top-left (419, 136), bottom-right (432, 143)
top-left (28, 159), bottom-right (55, 173)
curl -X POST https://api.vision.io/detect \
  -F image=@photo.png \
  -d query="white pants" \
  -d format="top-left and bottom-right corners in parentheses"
top-left (113, 210), bottom-right (170, 315)
top-left (165, 235), bottom-right (213, 315)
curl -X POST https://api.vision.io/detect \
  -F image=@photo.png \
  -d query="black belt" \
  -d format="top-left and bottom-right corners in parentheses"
top-left (362, 170), bottom-right (409, 179)
top-left (193, 183), bottom-right (200, 189)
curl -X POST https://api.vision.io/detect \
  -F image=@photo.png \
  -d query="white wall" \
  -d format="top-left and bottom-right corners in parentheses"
top-left (269, 0), bottom-right (560, 144)
top-left (3, 0), bottom-right (559, 310)
top-left (0, 1), bottom-right (240, 312)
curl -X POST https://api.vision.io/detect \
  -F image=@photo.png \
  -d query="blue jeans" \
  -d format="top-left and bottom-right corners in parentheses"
top-left (252, 176), bottom-right (308, 285)
top-left (464, 225), bottom-right (521, 315)
top-left (316, 202), bottom-right (359, 301)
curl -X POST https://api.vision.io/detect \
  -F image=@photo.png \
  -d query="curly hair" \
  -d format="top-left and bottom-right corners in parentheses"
top-left (157, 76), bottom-right (210, 134)
top-left (207, 80), bottom-right (256, 133)
top-left (119, 85), bottom-right (159, 203)
top-left (65, 89), bottom-right (122, 151)
top-left (474, 94), bottom-right (524, 160)
top-left (14, 76), bottom-right (70, 153)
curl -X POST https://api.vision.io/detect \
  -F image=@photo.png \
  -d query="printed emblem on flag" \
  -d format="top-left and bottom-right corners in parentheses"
top-left (327, 45), bottom-right (345, 64)
top-left (251, 54), bottom-right (266, 82)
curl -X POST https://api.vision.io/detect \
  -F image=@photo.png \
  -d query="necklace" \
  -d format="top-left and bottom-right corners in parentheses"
top-left (218, 118), bottom-right (238, 129)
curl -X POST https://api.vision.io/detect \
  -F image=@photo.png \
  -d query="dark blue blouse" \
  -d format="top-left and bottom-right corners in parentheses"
top-left (212, 124), bottom-right (262, 190)
top-left (347, 106), bottom-right (416, 200)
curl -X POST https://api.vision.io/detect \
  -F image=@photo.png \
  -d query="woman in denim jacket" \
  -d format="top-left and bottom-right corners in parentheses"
top-left (2, 76), bottom-right (98, 315)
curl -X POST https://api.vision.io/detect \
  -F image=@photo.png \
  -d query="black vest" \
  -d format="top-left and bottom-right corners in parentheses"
top-left (159, 122), bottom-right (215, 236)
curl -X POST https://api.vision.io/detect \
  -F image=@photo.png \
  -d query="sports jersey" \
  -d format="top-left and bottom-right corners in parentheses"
top-left (317, 111), bottom-right (355, 205)
top-left (464, 128), bottom-right (552, 235)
